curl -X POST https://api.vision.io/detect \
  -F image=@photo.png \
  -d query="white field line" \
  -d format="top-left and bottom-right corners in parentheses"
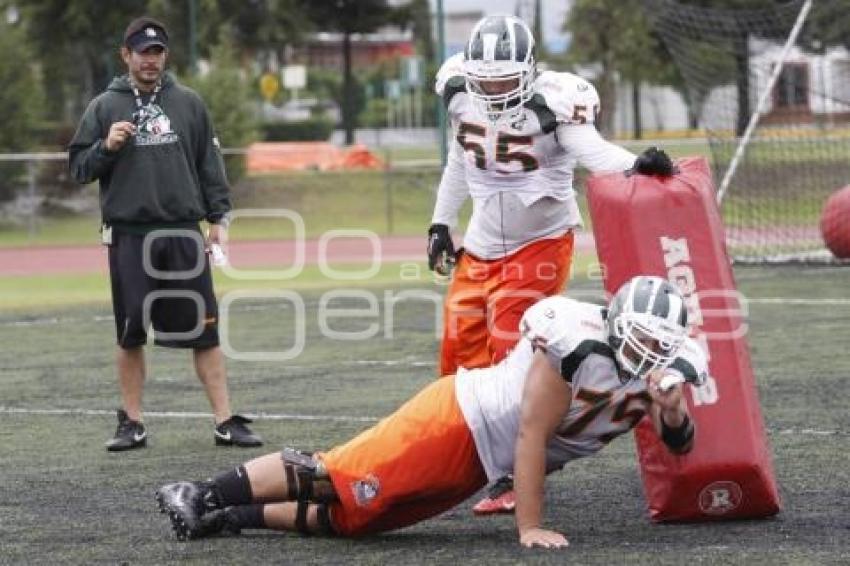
top-left (0, 406), bottom-right (842, 436)
top-left (2, 296), bottom-right (850, 328)
top-left (0, 406), bottom-right (378, 423)
top-left (746, 298), bottom-right (850, 305)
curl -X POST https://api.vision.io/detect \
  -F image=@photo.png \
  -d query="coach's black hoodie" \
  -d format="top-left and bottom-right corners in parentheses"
top-left (68, 73), bottom-right (230, 230)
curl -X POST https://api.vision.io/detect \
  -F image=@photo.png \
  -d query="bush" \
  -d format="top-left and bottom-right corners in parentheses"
top-left (181, 32), bottom-right (259, 182)
top-left (261, 119), bottom-right (335, 142)
top-left (359, 98), bottom-right (390, 128)
top-left (0, 23), bottom-right (44, 201)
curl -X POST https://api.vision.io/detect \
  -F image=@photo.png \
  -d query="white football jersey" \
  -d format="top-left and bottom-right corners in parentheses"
top-left (454, 296), bottom-right (708, 481)
top-left (432, 54), bottom-right (636, 258)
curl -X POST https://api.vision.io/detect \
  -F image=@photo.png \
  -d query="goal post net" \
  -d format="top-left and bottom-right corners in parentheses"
top-left (646, 0), bottom-right (850, 263)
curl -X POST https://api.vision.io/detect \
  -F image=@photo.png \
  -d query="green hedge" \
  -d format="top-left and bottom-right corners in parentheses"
top-left (261, 119), bottom-right (335, 142)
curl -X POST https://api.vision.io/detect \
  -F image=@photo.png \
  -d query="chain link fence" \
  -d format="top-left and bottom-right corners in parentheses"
top-left (0, 148), bottom-right (443, 242)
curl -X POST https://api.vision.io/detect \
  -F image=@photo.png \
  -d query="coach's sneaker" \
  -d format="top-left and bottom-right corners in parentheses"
top-left (105, 409), bottom-right (147, 452)
top-left (156, 481), bottom-right (221, 540)
top-left (214, 415), bottom-right (263, 447)
top-left (472, 475), bottom-right (516, 516)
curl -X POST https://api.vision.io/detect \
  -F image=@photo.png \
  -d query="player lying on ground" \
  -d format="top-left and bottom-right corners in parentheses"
top-left (155, 276), bottom-right (707, 549)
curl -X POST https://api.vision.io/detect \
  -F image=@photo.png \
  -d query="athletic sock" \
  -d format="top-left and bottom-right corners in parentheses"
top-left (212, 465), bottom-right (253, 507)
top-left (226, 504), bottom-right (266, 530)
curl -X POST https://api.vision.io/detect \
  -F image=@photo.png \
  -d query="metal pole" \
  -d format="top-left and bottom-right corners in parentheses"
top-left (188, 0), bottom-right (198, 74)
top-left (27, 160), bottom-right (37, 238)
top-left (436, 0), bottom-right (447, 167)
top-left (716, 0), bottom-right (813, 205)
top-left (384, 149), bottom-right (394, 234)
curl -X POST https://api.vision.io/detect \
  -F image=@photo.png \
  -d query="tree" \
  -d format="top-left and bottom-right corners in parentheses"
top-left (299, 0), bottom-right (410, 145)
top-left (565, 0), bottom-right (677, 136)
top-left (657, 0), bottom-right (803, 135)
top-left (210, 0), bottom-right (308, 67)
top-left (0, 25), bottom-right (43, 152)
top-left (182, 31), bottom-right (260, 182)
top-left (0, 19), bottom-right (44, 201)
top-left (19, 0), bottom-right (305, 121)
top-left (403, 0), bottom-right (435, 66)
top-left (798, 1), bottom-right (850, 53)
top-left (20, 0), bottom-right (147, 120)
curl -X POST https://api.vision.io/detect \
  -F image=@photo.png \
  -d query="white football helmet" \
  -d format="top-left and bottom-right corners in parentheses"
top-left (606, 276), bottom-right (689, 379)
top-left (463, 15), bottom-right (536, 123)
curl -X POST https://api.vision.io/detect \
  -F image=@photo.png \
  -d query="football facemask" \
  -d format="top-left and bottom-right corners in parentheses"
top-left (463, 15), bottom-right (536, 123)
top-left (607, 276), bottom-right (689, 379)
top-left (612, 312), bottom-right (686, 378)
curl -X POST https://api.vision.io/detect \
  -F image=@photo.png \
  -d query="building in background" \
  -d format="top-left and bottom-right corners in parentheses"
top-left (289, 29), bottom-right (415, 70)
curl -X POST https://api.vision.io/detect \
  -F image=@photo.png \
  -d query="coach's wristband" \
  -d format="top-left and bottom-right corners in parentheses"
top-left (208, 213), bottom-right (231, 230)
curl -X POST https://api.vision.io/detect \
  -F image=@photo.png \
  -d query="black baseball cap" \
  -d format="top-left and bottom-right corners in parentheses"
top-left (124, 17), bottom-right (169, 52)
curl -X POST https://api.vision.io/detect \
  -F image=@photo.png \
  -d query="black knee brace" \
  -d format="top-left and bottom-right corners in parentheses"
top-left (281, 447), bottom-right (338, 536)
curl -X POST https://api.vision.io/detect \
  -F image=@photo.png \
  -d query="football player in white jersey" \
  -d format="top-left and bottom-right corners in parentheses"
top-left (428, 13), bottom-right (676, 515)
top-left (155, 276), bottom-right (706, 549)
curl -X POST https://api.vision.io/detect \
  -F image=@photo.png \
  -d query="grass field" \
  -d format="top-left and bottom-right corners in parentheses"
top-left (2, 265), bottom-right (849, 564)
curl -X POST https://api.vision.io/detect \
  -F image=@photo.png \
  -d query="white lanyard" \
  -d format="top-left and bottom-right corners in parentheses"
top-left (129, 77), bottom-right (162, 111)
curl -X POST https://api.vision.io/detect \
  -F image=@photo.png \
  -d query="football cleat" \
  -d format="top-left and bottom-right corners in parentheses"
top-left (193, 508), bottom-right (242, 538)
top-left (472, 475), bottom-right (516, 516)
top-left (164, 507), bottom-right (241, 540)
top-left (155, 481), bottom-right (219, 540)
top-left (214, 415), bottom-right (263, 447)
top-left (105, 409), bottom-right (147, 452)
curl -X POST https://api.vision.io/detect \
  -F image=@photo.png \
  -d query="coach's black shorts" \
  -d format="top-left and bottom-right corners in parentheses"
top-left (108, 227), bottom-right (220, 350)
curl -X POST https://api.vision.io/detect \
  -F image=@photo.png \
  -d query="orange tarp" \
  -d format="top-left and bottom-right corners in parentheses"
top-left (245, 142), bottom-right (384, 173)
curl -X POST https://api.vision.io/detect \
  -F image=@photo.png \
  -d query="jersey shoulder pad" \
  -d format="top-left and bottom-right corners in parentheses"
top-left (521, 296), bottom-right (607, 364)
top-left (435, 53), bottom-right (467, 108)
top-left (668, 337), bottom-right (710, 386)
top-left (533, 71), bottom-right (600, 125)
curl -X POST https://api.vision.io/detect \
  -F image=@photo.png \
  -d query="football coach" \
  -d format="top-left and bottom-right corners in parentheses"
top-left (68, 16), bottom-right (262, 452)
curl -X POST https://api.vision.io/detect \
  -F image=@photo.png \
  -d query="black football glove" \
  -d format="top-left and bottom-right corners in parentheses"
top-left (427, 223), bottom-right (456, 275)
top-left (631, 146), bottom-right (675, 177)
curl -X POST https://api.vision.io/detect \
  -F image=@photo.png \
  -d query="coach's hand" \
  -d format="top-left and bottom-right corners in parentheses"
top-left (105, 121), bottom-right (136, 153)
top-left (207, 223), bottom-right (228, 246)
top-left (427, 223), bottom-right (456, 276)
top-left (520, 527), bottom-right (569, 549)
top-left (631, 146), bottom-right (675, 177)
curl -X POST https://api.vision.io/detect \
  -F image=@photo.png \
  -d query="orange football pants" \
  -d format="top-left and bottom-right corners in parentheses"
top-left (439, 232), bottom-right (574, 376)
top-left (320, 375), bottom-right (487, 536)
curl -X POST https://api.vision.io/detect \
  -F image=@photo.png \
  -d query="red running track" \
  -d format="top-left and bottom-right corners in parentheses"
top-left (0, 233), bottom-right (595, 277)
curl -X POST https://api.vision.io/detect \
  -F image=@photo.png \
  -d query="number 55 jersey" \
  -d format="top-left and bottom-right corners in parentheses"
top-left (454, 295), bottom-right (708, 482)
top-left (432, 53), bottom-right (637, 259)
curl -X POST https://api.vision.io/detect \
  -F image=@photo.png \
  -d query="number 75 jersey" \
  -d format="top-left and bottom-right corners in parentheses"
top-left (436, 53), bottom-right (601, 205)
top-left (454, 296), bottom-right (709, 482)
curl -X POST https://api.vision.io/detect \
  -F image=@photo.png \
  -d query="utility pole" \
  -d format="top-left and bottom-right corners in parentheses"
top-left (436, 0), bottom-right (447, 167)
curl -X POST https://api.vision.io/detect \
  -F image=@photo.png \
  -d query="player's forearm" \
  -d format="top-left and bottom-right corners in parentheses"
top-left (68, 139), bottom-right (119, 184)
top-left (514, 429), bottom-right (548, 534)
top-left (557, 123), bottom-right (636, 172)
top-left (660, 403), bottom-right (687, 428)
top-left (431, 142), bottom-right (469, 227)
top-left (652, 393), bottom-right (695, 454)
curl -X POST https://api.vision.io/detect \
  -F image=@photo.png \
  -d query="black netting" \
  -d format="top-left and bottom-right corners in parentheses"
top-left (646, 0), bottom-right (850, 262)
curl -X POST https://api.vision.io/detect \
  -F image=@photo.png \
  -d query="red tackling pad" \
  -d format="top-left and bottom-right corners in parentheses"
top-left (586, 157), bottom-right (780, 521)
